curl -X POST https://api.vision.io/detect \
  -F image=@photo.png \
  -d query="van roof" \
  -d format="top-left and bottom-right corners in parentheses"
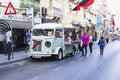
top-left (33, 23), bottom-right (63, 29)
top-left (32, 23), bottom-right (77, 29)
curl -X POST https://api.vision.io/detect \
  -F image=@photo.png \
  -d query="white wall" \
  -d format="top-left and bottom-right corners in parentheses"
top-left (52, 0), bottom-right (62, 9)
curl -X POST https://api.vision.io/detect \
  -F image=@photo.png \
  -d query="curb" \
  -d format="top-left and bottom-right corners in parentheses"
top-left (0, 57), bottom-right (29, 66)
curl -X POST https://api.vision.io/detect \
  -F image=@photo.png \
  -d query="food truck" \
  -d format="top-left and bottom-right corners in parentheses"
top-left (27, 23), bottom-right (79, 60)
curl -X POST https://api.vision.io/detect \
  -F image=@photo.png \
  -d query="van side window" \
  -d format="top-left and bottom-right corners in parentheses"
top-left (55, 30), bottom-right (62, 38)
top-left (43, 29), bottom-right (54, 36)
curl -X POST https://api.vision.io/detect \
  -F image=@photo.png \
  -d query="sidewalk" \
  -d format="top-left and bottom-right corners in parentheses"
top-left (0, 51), bottom-right (29, 66)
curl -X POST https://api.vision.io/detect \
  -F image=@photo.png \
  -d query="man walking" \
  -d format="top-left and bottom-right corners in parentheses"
top-left (81, 33), bottom-right (89, 57)
top-left (5, 28), bottom-right (12, 60)
top-left (25, 30), bottom-right (31, 53)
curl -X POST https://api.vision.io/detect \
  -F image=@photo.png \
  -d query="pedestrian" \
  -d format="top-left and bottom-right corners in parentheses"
top-left (5, 28), bottom-right (12, 60)
top-left (106, 38), bottom-right (109, 44)
top-left (98, 36), bottom-right (105, 55)
top-left (81, 32), bottom-right (89, 57)
top-left (25, 30), bottom-right (31, 53)
top-left (79, 34), bottom-right (82, 40)
top-left (106, 35), bottom-right (109, 44)
top-left (89, 33), bottom-right (93, 55)
top-left (78, 34), bottom-right (82, 53)
top-left (67, 35), bottom-right (72, 44)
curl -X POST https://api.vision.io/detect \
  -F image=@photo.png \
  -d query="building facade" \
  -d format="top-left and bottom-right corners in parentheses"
top-left (0, 0), bottom-right (40, 52)
top-left (0, 0), bottom-right (111, 53)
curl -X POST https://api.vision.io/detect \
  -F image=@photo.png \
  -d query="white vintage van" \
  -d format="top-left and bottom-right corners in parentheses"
top-left (27, 23), bottom-right (78, 60)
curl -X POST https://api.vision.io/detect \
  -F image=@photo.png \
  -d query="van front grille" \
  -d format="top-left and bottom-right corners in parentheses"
top-left (33, 43), bottom-right (42, 51)
top-left (32, 40), bottom-right (42, 51)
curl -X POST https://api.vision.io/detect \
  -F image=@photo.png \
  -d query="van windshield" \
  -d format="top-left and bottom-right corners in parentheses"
top-left (32, 29), bottom-right (54, 36)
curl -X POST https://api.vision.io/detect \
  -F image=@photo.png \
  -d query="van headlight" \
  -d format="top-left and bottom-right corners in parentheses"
top-left (45, 41), bottom-right (51, 47)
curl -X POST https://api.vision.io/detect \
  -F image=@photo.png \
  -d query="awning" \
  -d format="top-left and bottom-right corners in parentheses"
top-left (0, 19), bottom-right (40, 31)
top-left (0, 19), bottom-right (10, 32)
top-left (5, 19), bottom-right (32, 29)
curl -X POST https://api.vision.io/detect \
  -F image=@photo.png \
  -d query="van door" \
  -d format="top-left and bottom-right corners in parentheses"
top-left (52, 29), bottom-right (63, 52)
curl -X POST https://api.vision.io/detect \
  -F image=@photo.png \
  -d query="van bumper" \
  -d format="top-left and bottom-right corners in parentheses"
top-left (27, 52), bottom-right (55, 58)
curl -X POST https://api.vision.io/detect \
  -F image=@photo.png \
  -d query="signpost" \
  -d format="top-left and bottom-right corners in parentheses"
top-left (4, 2), bottom-right (17, 59)
top-left (4, 2), bottom-right (17, 15)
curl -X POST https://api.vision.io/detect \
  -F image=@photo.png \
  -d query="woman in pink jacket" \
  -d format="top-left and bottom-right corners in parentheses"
top-left (81, 33), bottom-right (89, 57)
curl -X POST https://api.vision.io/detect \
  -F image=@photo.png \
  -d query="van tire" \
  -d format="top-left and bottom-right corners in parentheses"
top-left (55, 50), bottom-right (63, 60)
top-left (30, 56), bottom-right (36, 60)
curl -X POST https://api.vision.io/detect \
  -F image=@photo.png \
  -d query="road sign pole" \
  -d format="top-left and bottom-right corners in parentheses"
top-left (4, 2), bottom-right (17, 59)
top-left (10, 18), bottom-right (14, 59)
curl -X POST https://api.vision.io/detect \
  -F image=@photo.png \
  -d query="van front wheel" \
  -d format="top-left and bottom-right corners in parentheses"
top-left (55, 50), bottom-right (63, 60)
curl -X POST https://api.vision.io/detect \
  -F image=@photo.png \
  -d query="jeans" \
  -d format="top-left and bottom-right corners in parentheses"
top-left (82, 45), bottom-right (88, 56)
top-left (89, 43), bottom-right (93, 54)
top-left (25, 42), bottom-right (30, 53)
top-left (78, 44), bottom-right (82, 51)
top-left (100, 46), bottom-right (104, 55)
top-left (7, 42), bottom-right (12, 60)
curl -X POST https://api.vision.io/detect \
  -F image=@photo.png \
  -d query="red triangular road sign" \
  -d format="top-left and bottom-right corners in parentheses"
top-left (4, 2), bottom-right (17, 15)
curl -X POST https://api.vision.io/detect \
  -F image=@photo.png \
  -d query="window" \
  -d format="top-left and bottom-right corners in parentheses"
top-left (43, 29), bottom-right (54, 36)
top-left (55, 30), bottom-right (62, 38)
top-left (32, 29), bottom-right (54, 36)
